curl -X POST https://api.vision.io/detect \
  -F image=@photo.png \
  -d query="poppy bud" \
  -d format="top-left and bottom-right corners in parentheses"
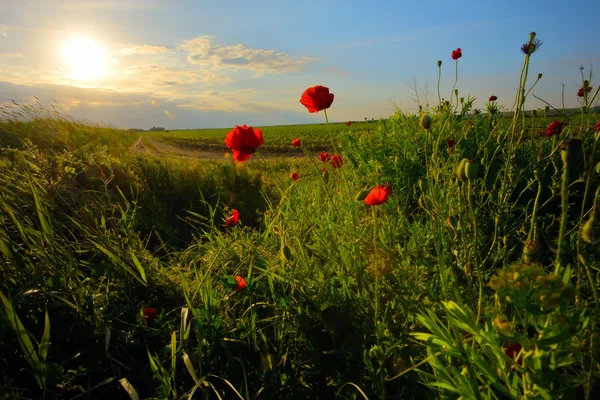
top-left (534, 168), bottom-right (545, 182)
top-left (583, 80), bottom-right (590, 89)
top-left (529, 32), bottom-right (537, 41)
top-left (523, 240), bottom-right (543, 264)
top-left (464, 159), bottom-right (479, 180)
top-left (420, 114), bottom-right (432, 130)
top-left (560, 138), bottom-right (582, 165)
top-left (322, 168), bottom-right (329, 183)
top-left (503, 235), bottom-right (515, 249)
top-left (454, 89), bottom-right (459, 96)
top-left (437, 60), bottom-right (442, 67)
top-left (581, 216), bottom-right (600, 245)
top-left (456, 158), bottom-right (469, 181)
top-left (418, 178), bottom-right (429, 192)
top-left (596, 162), bottom-right (600, 174)
top-left (545, 106), bottom-right (550, 112)
top-left (537, 73), bottom-right (543, 80)
top-left (418, 194), bottom-right (433, 211)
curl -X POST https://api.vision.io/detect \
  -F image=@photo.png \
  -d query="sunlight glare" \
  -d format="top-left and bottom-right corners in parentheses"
top-left (62, 36), bottom-right (107, 81)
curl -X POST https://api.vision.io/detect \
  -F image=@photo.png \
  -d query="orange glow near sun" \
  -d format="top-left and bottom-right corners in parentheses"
top-left (62, 36), bottom-right (107, 81)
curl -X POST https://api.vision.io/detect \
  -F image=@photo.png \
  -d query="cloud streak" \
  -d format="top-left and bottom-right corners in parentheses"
top-left (179, 36), bottom-right (317, 74)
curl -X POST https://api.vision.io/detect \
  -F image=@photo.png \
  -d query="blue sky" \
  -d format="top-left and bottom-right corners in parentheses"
top-left (1, 0), bottom-right (598, 129)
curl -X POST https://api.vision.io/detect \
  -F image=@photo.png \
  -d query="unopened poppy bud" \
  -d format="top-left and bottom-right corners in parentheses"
top-left (456, 158), bottom-right (469, 181)
top-left (523, 240), bottom-right (543, 264)
top-left (418, 194), bottom-right (433, 211)
top-left (454, 89), bottom-right (459, 96)
top-left (537, 73), bottom-right (543, 80)
top-left (322, 168), bottom-right (329, 182)
top-left (464, 159), bottom-right (479, 180)
top-left (534, 168), bottom-right (545, 182)
top-left (437, 60), bottom-right (442, 67)
top-left (503, 235), bottom-right (515, 249)
top-left (560, 138), bottom-right (583, 165)
top-left (418, 178), bottom-right (429, 192)
top-left (583, 80), bottom-right (590, 89)
top-left (529, 32), bottom-right (536, 42)
top-left (460, 97), bottom-right (464, 104)
top-left (544, 106), bottom-right (550, 112)
top-left (581, 216), bottom-right (600, 245)
top-left (420, 114), bottom-right (432, 130)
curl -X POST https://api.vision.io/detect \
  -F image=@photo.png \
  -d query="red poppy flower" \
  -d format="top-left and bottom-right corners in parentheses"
top-left (225, 125), bottom-right (263, 162)
top-left (234, 275), bottom-right (247, 291)
top-left (451, 48), bottom-right (462, 60)
top-left (225, 209), bottom-right (240, 228)
top-left (596, 120), bottom-right (600, 132)
top-left (318, 152), bottom-right (331, 162)
top-left (489, 95), bottom-right (498, 102)
top-left (504, 343), bottom-right (523, 365)
top-left (545, 120), bottom-right (566, 137)
top-left (577, 87), bottom-right (592, 97)
top-left (291, 138), bottom-right (302, 147)
top-left (346, 121), bottom-right (352, 127)
top-left (300, 85), bottom-right (334, 113)
top-left (290, 172), bottom-right (300, 181)
top-left (143, 307), bottom-right (158, 324)
top-left (446, 138), bottom-right (456, 148)
top-left (330, 154), bottom-right (343, 168)
top-left (364, 184), bottom-right (391, 206)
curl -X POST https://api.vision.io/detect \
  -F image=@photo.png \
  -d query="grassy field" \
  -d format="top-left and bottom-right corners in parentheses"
top-left (1, 34), bottom-right (600, 400)
top-left (144, 121), bottom-right (379, 153)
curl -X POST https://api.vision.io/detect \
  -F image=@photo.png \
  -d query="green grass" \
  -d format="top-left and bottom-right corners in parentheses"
top-left (1, 33), bottom-right (600, 399)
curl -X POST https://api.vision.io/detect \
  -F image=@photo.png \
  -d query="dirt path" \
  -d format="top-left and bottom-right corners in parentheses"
top-left (129, 136), bottom-right (305, 161)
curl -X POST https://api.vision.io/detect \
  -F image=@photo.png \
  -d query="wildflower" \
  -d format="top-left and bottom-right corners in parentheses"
top-left (596, 120), bottom-right (600, 133)
top-left (504, 343), bottom-right (523, 365)
top-left (234, 275), bottom-right (247, 291)
top-left (451, 48), bottom-right (462, 60)
top-left (318, 152), bottom-right (330, 162)
top-left (521, 39), bottom-right (542, 55)
top-left (364, 184), bottom-right (390, 206)
top-left (545, 120), bottom-right (565, 137)
top-left (577, 86), bottom-right (592, 97)
top-left (300, 85), bottom-right (334, 113)
top-left (445, 138), bottom-right (456, 152)
top-left (225, 209), bottom-right (240, 228)
top-left (489, 95), bottom-right (498, 102)
top-left (346, 121), bottom-right (352, 127)
top-left (291, 138), bottom-right (302, 147)
top-left (330, 154), bottom-right (343, 168)
top-left (420, 114), bottom-right (432, 130)
top-left (143, 307), bottom-right (158, 324)
top-left (225, 125), bottom-right (263, 162)
top-left (290, 172), bottom-right (300, 181)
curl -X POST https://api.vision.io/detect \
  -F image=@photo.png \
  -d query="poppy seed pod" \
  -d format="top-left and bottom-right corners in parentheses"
top-left (456, 158), bottom-right (469, 181)
top-left (464, 159), bottom-right (479, 180)
top-left (420, 114), bottom-right (432, 130)
top-left (418, 178), bottom-right (429, 192)
top-left (418, 194), bottom-right (433, 211)
top-left (523, 240), bottom-right (543, 264)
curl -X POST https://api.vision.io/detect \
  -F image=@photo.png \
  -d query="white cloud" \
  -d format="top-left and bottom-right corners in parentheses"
top-left (120, 44), bottom-right (169, 55)
top-left (179, 36), bottom-right (317, 74)
top-left (0, 52), bottom-right (25, 60)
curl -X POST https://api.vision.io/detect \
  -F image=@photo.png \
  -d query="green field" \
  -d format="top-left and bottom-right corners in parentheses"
top-left (144, 121), bottom-right (379, 153)
top-left (2, 38), bottom-right (600, 399)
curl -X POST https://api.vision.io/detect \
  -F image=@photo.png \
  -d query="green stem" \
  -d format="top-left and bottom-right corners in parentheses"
top-left (437, 64), bottom-right (442, 106)
top-left (450, 60), bottom-right (458, 107)
top-left (555, 150), bottom-right (570, 272)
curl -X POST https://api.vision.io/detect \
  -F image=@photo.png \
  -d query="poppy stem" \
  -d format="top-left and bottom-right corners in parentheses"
top-left (450, 60), bottom-right (458, 107)
top-left (323, 109), bottom-right (330, 125)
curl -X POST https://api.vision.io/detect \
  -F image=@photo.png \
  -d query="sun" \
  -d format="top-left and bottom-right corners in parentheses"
top-left (62, 36), bottom-right (107, 82)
